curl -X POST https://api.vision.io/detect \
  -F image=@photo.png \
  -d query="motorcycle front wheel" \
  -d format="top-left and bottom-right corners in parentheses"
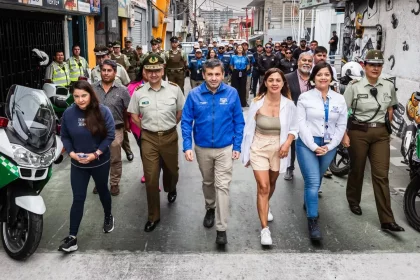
top-left (1, 208), bottom-right (43, 260)
top-left (329, 146), bottom-right (350, 177)
top-left (403, 174), bottom-right (420, 232)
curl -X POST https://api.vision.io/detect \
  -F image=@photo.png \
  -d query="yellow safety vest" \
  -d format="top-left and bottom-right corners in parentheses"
top-left (67, 57), bottom-right (88, 82)
top-left (51, 62), bottom-right (70, 87)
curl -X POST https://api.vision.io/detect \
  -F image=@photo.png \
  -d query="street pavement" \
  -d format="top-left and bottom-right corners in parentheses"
top-left (1, 79), bottom-right (419, 279)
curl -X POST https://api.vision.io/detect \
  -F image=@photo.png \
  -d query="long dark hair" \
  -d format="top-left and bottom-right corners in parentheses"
top-left (73, 80), bottom-right (107, 138)
top-left (308, 62), bottom-right (336, 90)
top-left (206, 49), bottom-right (217, 59)
top-left (256, 68), bottom-right (291, 100)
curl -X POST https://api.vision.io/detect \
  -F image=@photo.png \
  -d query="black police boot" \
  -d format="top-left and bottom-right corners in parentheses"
top-left (216, 231), bottom-right (227, 245)
top-left (203, 209), bottom-right (215, 228)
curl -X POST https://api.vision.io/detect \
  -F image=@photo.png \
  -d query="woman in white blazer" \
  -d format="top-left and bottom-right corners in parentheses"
top-left (296, 62), bottom-right (347, 241)
top-left (241, 68), bottom-right (298, 246)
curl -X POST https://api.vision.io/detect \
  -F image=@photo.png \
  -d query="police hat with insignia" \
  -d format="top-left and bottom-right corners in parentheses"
top-left (150, 38), bottom-right (158, 45)
top-left (113, 41), bottom-right (121, 48)
top-left (94, 45), bottom-right (109, 56)
top-left (364, 50), bottom-right (384, 64)
top-left (136, 45), bottom-right (142, 50)
top-left (170, 36), bottom-right (179, 43)
top-left (156, 37), bottom-right (162, 43)
top-left (143, 54), bottom-right (164, 70)
top-left (125, 37), bottom-right (132, 43)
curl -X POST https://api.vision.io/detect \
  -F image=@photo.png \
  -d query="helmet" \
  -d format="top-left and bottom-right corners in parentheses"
top-left (341, 61), bottom-right (364, 80)
top-left (364, 50), bottom-right (384, 64)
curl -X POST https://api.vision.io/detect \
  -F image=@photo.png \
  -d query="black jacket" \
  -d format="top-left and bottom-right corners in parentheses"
top-left (285, 71), bottom-right (309, 105)
top-left (257, 53), bottom-right (279, 75)
top-left (279, 58), bottom-right (298, 74)
top-left (293, 47), bottom-right (310, 60)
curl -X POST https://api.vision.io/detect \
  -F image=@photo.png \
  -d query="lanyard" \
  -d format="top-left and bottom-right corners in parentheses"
top-left (324, 97), bottom-right (329, 125)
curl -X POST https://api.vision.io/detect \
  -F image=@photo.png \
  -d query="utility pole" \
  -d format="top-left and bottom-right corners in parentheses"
top-left (193, 0), bottom-right (197, 41)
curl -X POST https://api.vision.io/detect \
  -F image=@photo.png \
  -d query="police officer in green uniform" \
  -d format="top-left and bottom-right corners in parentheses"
top-left (165, 36), bottom-right (187, 93)
top-left (45, 50), bottom-right (70, 87)
top-left (342, 50), bottom-right (404, 232)
top-left (122, 37), bottom-right (140, 81)
top-left (127, 53), bottom-right (185, 232)
top-left (91, 46), bottom-right (131, 86)
top-left (67, 44), bottom-right (89, 82)
top-left (111, 41), bottom-right (131, 71)
top-left (141, 39), bottom-right (166, 65)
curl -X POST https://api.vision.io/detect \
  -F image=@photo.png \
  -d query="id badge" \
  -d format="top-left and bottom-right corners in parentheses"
top-left (239, 71), bottom-right (243, 78)
top-left (324, 132), bottom-right (331, 144)
top-left (290, 68), bottom-right (293, 72)
top-left (197, 69), bottom-right (200, 74)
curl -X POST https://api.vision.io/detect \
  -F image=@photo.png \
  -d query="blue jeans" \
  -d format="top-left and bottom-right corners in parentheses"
top-left (329, 49), bottom-right (337, 65)
top-left (296, 137), bottom-right (336, 218)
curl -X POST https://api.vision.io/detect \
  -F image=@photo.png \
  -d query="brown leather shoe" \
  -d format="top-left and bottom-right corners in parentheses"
top-left (110, 185), bottom-right (120, 196)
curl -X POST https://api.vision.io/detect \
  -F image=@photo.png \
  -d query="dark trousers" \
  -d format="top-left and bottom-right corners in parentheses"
top-left (69, 161), bottom-right (112, 236)
top-left (141, 129), bottom-right (179, 222)
top-left (167, 70), bottom-right (185, 93)
top-left (231, 69), bottom-right (247, 107)
top-left (346, 126), bottom-right (395, 223)
top-left (122, 129), bottom-right (133, 155)
top-left (251, 69), bottom-right (260, 95)
top-left (288, 140), bottom-right (296, 170)
top-left (133, 132), bottom-right (143, 159)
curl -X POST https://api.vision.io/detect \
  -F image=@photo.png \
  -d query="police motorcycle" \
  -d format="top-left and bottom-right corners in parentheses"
top-left (0, 84), bottom-right (63, 260)
top-left (401, 92), bottom-right (420, 232)
top-left (328, 62), bottom-right (364, 177)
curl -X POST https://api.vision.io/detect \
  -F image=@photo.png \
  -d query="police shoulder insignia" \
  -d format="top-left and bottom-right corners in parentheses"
top-left (134, 84), bottom-right (145, 91)
top-left (350, 79), bottom-right (359, 84)
top-left (168, 81), bottom-right (178, 87)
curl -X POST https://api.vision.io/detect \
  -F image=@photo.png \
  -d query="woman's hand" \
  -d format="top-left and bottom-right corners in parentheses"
top-left (278, 143), bottom-right (290, 158)
top-left (78, 153), bottom-right (96, 164)
top-left (341, 133), bottom-right (350, 148)
top-left (315, 146), bottom-right (328, 156)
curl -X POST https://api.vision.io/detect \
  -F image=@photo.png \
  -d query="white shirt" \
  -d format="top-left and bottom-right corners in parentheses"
top-left (241, 95), bottom-right (299, 174)
top-left (297, 88), bottom-right (347, 152)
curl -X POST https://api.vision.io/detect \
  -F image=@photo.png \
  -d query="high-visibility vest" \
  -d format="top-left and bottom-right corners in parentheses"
top-left (51, 62), bottom-right (70, 87)
top-left (67, 56), bottom-right (88, 82)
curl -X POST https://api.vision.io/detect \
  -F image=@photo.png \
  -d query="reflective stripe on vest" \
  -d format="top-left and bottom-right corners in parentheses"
top-left (52, 62), bottom-right (70, 86)
top-left (68, 57), bottom-right (87, 81)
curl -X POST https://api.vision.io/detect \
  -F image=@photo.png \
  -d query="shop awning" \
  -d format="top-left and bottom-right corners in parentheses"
top-left (247, 0), bottom-right (265, 8)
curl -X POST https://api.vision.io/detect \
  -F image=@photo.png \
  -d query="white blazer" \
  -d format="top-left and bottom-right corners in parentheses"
top-left (240, 95), bottom-right (299, 174)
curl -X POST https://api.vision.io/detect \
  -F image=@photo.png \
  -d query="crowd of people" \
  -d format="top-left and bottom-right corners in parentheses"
top-left (52, 35), bottom-right (404, 253)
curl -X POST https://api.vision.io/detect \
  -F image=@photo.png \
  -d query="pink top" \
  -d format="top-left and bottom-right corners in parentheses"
top-left (127, 80), bottom-right (144, 138)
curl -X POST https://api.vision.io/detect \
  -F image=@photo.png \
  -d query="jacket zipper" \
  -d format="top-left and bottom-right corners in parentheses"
top-left (212, 94), bottom-right (215, 147)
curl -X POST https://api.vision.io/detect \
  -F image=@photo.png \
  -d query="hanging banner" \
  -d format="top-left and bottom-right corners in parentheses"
top-left (299, 0), bottom-right (330, 9)
top-left (118, 0), bottom-right (131, 18)
top-left (0, 0), bottom-right (99, 13)
top-left (78, 0), bottom-right (89, 12)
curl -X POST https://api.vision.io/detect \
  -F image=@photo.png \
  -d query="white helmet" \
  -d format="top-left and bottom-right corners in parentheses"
top-left (341, 61), bottom-right (364, 80)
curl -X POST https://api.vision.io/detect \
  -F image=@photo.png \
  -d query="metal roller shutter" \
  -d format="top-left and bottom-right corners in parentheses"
top-left (132, 7), bottom-right (146, 47)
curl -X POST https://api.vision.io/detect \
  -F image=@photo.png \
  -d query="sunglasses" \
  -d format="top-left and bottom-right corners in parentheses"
top-left (265, 46), bottom-right (272, 49)
top-left (219, 47), bottom-right (224, 49)
top-left (286, 52), bottom-right (292, 54)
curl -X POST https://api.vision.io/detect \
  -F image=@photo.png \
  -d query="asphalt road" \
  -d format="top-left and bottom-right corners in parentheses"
top-left (1, 78), bottom-right (419, 279)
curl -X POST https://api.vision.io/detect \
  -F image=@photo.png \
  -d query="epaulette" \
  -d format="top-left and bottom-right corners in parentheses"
top-left (134, 84), bottom-right (145, 91)
top-left (349, 79), bottom-right (359, 84)
top-left (383, 77), bottom-right (394, 84)
top-left (168, 81), bottom-right (179, 87)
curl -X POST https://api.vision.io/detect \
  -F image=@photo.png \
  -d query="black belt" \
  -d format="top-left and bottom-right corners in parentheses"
top-left (143, 126), bottom-right (176, 136)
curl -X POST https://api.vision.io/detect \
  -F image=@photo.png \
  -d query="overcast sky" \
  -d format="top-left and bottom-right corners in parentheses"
top-left (197, 0), bottom-right (249, 13)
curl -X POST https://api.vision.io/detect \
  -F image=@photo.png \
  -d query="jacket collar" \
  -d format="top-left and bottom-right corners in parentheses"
top-left (200, 82), bottom-right (225, 94)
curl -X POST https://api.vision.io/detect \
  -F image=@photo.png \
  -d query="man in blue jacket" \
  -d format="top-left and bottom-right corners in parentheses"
top-left (181, 59), bottom-right (245, 245)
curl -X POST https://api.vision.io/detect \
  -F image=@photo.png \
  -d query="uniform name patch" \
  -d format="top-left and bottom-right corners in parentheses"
top-left (357, 94), bottom-right (368, 99)
top-left (220, 98), bottom-right (228, 105)
top-left (331, 106), bottom-right (340, 113)
top-left (141, 101), bottom-right (150, 105)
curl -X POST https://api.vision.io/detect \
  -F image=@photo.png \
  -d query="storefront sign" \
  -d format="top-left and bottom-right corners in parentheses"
top-left (300, 0), bottom-right (330, 9)
top-left (0, 0), bottom-right (100, 13)
top-left (118, 0), bottom-right (131, 18)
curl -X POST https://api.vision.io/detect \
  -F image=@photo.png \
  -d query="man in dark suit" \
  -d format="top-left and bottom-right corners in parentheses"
top-left (284, 52), bottom-right (313, 180)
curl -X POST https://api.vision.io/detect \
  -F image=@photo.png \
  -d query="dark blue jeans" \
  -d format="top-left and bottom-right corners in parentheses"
top-left (329, 49), bottom-right (337, 65)
top-left (70, 161), bottom-right (112, 236)
top-left (296, 137), bottom-right (336, 218)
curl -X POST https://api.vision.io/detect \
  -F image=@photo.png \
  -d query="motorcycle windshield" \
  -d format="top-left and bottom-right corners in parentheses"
top-left (6, 85), bottom-right (55, 148)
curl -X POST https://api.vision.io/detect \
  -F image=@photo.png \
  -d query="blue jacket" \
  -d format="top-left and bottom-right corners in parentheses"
top-left (188, 57), bottom-right (206, 81)
top-left (181, 82), bottom-right (245, 152)
top-left (218, 52), bottom-right (231, 76)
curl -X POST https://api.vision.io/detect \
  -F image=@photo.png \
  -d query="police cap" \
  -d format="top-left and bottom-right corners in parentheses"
top-left (94, 45), bottom-right (109, 56)
top-left (364, 50), bottom-right (384, 64)
top-left (150, 38), bottom-right (158, 45)
top-left (143, 53), bottom-right (164, 70)
top-left (113, 41), bottom-right (121, 48)
top-left (156, 37), bottom-right (162, 43)
top-left (170, 36), bottom-right (179, 43)
top-left (136, 45), bottom-right (142, 50)
top-left (125, 37), bottom-right (132, 43)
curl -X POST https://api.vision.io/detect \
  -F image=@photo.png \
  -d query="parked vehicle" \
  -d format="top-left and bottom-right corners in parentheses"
top-left (0, 84), bottom-right (63, 260)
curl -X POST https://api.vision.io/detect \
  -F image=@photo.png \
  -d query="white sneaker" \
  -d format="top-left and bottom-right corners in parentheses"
top-left (268, 207), bottom-right (274, 222)
top-left (260, 227), bottom-right (272, 245)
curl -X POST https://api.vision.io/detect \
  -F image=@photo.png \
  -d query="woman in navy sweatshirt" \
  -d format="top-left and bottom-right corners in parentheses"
top-left (59, 80), bottom-right (116, 253)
